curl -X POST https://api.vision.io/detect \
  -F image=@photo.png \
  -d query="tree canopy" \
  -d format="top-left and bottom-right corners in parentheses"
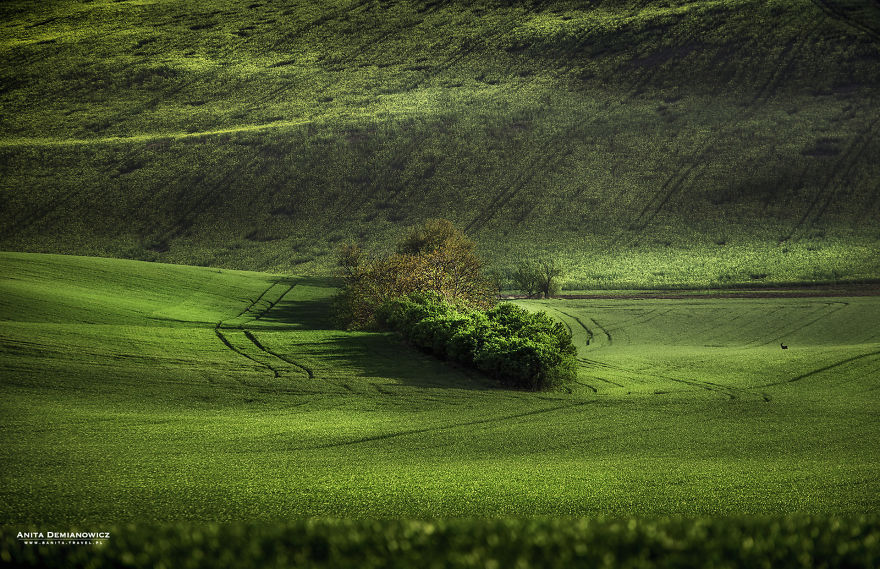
top-left (334, 219), bottom-right (495, 329)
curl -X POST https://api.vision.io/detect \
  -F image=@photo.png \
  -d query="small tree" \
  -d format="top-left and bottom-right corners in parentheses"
top-left (334, 219), bottom-right (496, 329)
top-left (535, 258), bottom-right (564, 298)
top-left (510, 263), bottom-right (540, 298)
top-left (511, 258), bottom-right (564, 298)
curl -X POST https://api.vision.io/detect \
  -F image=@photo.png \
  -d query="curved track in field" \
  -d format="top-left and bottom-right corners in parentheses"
top-left (526, 292), bottom-right (879, 400)
top-left (214, 280), bottom-right (315, 380)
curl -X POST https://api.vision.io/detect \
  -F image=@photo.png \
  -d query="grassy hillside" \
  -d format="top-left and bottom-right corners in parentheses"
top-left (1, 0), bottom-right (879, 287)
top-left (2, 253), bottom-right (878, 521)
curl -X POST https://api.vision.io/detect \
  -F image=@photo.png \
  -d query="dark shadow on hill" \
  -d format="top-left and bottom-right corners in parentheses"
top-left (305, 332), bottom-right (502, 392)
top-left (258, 297), bottom-right (337, 330)
top-left (249, 288), bottom-right (503, 391)
top-left (255, 276), bottom-right (340, 330)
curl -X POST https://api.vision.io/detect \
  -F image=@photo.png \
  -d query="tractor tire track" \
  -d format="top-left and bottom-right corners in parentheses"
top-left (760, 349), bottom-right (880, 388)
top-left (579, 369), bottom-right (625, 388)
top-left (214, 323), bottom-right (280, 379)
top-left (214, 280), bottom-right (315, 380)
top-left (581, 357), bottom-right (737, 399)
top-left (588, 317), bottom-right (613, 345)
top-left (252, 283), bottom-right (297, 321)
top-left (553, 308), bottom-right (595, 348)
top-left (307, 400), bottom-right (595, 450)
top-left (235, 280), bottom-right (284, 318)
top-left (574, 380), bottom-right (598, 393)
top-left (243, 329), bottom-right (314, 379)
top-left (781, 116), bottom-right (880, 243)
top-left (809, 0), bottom-right (880, 42)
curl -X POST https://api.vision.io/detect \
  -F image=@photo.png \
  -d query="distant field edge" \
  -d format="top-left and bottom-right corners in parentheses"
top-left (3, 516), bottom-right (879, 569)
top-left (511, 281), bottom-right (880, 300)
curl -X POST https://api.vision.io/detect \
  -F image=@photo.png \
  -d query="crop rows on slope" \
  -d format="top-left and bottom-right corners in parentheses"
top-left (616, 11), bottom-right (826, 248)
top-left (781, 115), bottom-right (880, 243)
top-left (810, 0), bottom-right (880, 42)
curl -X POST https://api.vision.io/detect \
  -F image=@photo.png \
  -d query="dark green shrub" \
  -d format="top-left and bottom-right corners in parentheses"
top-left (376, 291), bottom-right (448, 337)
top-left (447, 312), bottom-right (492, 364)
top-left (380, 295), bottom-right (577, 390)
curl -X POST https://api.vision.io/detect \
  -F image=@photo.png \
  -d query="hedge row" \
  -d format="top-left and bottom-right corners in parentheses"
top-left (4, 516), bottom-right (879, 569)
top-left (377, 293), bottom-right (577, 390)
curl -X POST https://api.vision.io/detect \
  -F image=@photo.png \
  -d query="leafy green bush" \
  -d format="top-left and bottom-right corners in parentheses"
top-left (379, 294), bottom-right (576, 390)
top-left (3, 516), bottom-right (879, 569)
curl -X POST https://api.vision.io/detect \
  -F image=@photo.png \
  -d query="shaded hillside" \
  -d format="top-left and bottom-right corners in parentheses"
top-left (1, 0), bottom-right (879, 287)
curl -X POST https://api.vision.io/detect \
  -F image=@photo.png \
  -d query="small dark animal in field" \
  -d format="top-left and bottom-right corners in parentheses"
top-left (781, 343), bottom-right (788, 349)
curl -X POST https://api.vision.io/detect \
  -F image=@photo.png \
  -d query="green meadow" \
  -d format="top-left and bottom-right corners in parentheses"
top-left (2, 252), bottom-right (877, 522)
top-left (1, 0), bottom-right (879, 563)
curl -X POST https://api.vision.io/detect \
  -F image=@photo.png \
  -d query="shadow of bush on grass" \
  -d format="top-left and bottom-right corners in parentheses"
top-left (302, 332), bottom-right (500, 391)
top-left (249, 286), bottom-right (500, 392)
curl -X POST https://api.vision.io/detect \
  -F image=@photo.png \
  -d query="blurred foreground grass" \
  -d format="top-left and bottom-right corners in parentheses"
top-left (3, 517), bottom-right (879, 569)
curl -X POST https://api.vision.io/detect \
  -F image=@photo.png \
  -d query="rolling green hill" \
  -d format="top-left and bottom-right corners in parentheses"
top-left (2, 252), bottom-right (878, 521)
top-left (1, 0), bottom-right (879, 286)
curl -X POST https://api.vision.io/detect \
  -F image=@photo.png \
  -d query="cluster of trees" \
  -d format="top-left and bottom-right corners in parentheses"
top-left (334, 219), bottom-right (576, 390)
top-left (378, 293), bottom-right (577, 390)
top-left (334, 219), bottom-right (496, 330)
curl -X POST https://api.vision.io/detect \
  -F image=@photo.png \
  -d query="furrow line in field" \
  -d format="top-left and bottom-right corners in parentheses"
top-left (307, 401), bottom-right (596, 450)
top-left (809, 0), bottom-right (880, 42)
top-left (243, 329), bottom-right (314, 379)
top-left (214, 324), bottom-right (280, 379)
top-left (760, 349), bottom-right (880, 388)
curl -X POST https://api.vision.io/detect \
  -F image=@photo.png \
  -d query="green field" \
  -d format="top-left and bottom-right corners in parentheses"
top-left (2, 0), bottom-right (879, 563)
top-left (2, 0), bottom-right (880, 287)
top-left (2, 252), bottom-right (877, 522)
